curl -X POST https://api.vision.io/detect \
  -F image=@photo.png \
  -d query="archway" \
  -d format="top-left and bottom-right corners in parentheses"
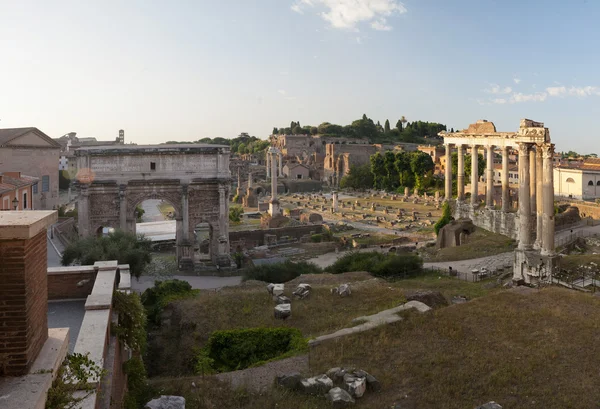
top-left (194, 222), bottom-right (211, 261)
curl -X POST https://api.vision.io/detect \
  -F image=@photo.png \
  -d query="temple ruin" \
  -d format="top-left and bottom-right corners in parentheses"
top-left (441, 119), bottom-right (557, 285)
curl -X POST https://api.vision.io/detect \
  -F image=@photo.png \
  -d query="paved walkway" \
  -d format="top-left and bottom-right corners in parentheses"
top-left (141, 199), bottom-right (166, 222)
top-left (423, 252), bottom-right (515, 274)
top-left (47, 226), bottom-right (65, 268)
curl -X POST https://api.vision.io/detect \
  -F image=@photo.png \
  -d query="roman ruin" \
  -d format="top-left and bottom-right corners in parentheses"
top-left (441, 119), bottom-right (556, 284)
top-left (74, 144), bottom-right (232, 269)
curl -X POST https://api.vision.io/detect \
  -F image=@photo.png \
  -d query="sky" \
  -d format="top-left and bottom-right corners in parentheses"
top-left (1, 0), bottom-right (599, 153)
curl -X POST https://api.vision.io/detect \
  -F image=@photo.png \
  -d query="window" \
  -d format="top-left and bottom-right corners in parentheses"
top-left (597, 181), bottom-right (600, 186)
top-left (589, 180), bottom-right (594, 186)
top-left (23, 192), bottom-right (27, 209)
top-left (566, 178), bottom-right (575, 183)
top-left (42, 176), bottom-right (49, 192)
top-left (33, 183), bottom-right (38, 194)
top-left (150, 162), bottom-right (156, 171)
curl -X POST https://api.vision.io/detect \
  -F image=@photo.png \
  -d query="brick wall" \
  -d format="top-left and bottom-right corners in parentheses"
top-left (47, 267), bottom-right (97, 300)
top-left (0, 230), bottom-right (48, 375)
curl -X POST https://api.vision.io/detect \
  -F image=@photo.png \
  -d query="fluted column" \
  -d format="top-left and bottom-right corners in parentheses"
top-left (471, 145), bottom-right (479, 206)
top-left (529, 148), bottom-right (537, 215)
top-left (266, 152), bottom-right (271, 178)
top-left (541, 143), bottom-right (555, 256)
top-left (119, 184), bottom-right (127, 230)
top-left (457, 144), bottom-right (465, 202)
top-left (501, 146), bottom-right (509, 212)
top-left (444, 144), bottom-right (452, 201)
top-left (535, 147), bottom-right (544, 249)
top-left (518, 143), bottom-right (532, 250)
top-left (486, 145), bottom-right (494, 208)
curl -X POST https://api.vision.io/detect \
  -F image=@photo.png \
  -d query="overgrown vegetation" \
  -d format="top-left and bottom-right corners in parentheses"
top-left (229, 205), bottom-right (244, 223)
top-left (434, 201), bottom-right (453, 235)
top-left (339, 163), bottom-right (374, 190)
top-left (142, 279), bottom-right (199, 326)
top-left (196, 328), bottom-right (307, 373)
top-left (135, 205), bottom-right (145, 222)
top-left (242, 260), bottom-right (322, 283)
top-left (123, 356), bottom-right (150, 409)
top-left (422, 228), bottom-right (516, 262)
top-left (45, 353), bottom-right (105, 409)
top-left (61, 230), bottom-right (152, 278)
top-left (370, 150), bottom-right (437, 191)
top-left (325, 251), bottom-right (424, 279)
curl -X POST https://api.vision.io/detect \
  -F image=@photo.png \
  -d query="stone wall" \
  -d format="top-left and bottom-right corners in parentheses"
top-left (454, 202), bottom-right (523, 240)
top-left (229, 224), bottom-right (323, 250)
top-left (54, 217), bottom-right (77, 247)
top-left (47, 266), bottom-right (97, 300)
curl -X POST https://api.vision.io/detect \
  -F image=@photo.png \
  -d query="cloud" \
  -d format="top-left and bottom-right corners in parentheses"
top-left (568, 86), bottom-right (600, 97)
top-left (277, 89), bottom-right (286, 95)
top-left (546, 86), bottom-right (566, 96)
top-left (491, 98), bottom-right (507, 104)
top-left (511, 92), bottom-right (547, 103)
top-left (513, 78), bottom-right (521, 84)
top-left (291, 0), bottom-right (406, 30)
top-left (484, 84), bottom-right (512, 95)
top-left (356, 36), bottom-right (363, 44)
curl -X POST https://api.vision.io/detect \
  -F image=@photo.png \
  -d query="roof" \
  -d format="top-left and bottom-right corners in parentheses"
top-left (285, 162), bottom-right (310, 170)
top-left (0, 173), bottom-right (39, 194)
top-left (466, 120), bottom-right (497, 133)
top-left (0, 127), bottom-right (61, 148)
top-left (493, 164), bottom-right (518, 172)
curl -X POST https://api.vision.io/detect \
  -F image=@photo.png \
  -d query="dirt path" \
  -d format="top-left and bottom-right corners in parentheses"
top-left (423, 251), bottom-right (514, 274)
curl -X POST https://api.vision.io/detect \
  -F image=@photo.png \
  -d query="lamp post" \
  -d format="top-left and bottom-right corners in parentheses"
top-left (12, 196), bottom-right (19, 210)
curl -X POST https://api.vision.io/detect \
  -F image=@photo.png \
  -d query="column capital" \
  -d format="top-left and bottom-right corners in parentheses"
top-left (541, 143), bottom-right (555, 159)
top-left (517, 143), bottom-right (531, 155)
top-left (181, 184), bottom-right (189, 196)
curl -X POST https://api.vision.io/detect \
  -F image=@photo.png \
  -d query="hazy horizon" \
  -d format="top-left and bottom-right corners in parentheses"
top-left (2, 0), bottom-right (600, 154)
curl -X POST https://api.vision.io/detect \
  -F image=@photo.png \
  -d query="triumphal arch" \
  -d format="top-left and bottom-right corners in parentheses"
top-left (441, 119), bottom-right (557, 285)
top-left (75, 144), bottom-right (232, 270)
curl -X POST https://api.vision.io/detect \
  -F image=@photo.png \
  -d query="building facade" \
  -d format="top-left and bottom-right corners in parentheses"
top-left (554, 159), bottom-right (600, 199)
top-left (0, 128), bottom-right (61, 210)
top-left (0, 172), bottom-right (38, 210)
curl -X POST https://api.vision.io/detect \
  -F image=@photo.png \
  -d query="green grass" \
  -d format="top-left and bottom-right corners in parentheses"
top-left (157, 202), bottom-right (175, 217)
top-left (422, 227), bottom-right (516, 262)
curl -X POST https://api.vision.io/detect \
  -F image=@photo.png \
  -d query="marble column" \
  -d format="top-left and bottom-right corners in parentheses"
top-left (332, 191), bottom-right (339, 211)
top-left (119, 184), bottom-right (127, 230)
top-left (278, 153), bottom-right (283, 177)
top-left (181, 184), bottom-right (189, 242)
top-left (78, 184), bottom-right (90, 237)
top-left (248, 172), bottom-right (253, 188)
top-left (217, 184), bottom-right (230, 263)
top-left (269, 148), bottom-right (280, 216)
top-left (529, 148), bottom-right (537, 215)
top-left (501, 146), bottom-right (509, 212)
top-left (541, 143), bottom-right (555, 255)
top-left (518, 143), bottom-right (532, 250)
top-left (470, 145), bottom-right (479, 206)
top-left (266, 151), bottom-right (271, 178)
top-left (486, 145), bottom-right (494, 208)
top-left (535, 147), bottom-right (544, 249)
top-left (444, 144), bottom-right (452, 201)
top-left (457, 144), bottom-right (465, 202)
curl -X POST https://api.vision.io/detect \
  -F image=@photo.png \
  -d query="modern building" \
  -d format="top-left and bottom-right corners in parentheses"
top-left (0, 127), bottom-right (61, 209)
top-left (0, 172), bottom-right (38, 210)
top-left (554, 158), bottom-right (600, 199)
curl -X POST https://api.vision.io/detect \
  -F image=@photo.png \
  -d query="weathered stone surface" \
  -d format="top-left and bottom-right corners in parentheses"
top-left (272, 283), bottom-right (284, 296)
top-left (353, 370), bottom-right (381, 392)
top-left (475, 402), bottom-right (503, 409)
top-left (452, 295), bottom-right (468, 304)
top-left (293, 283), bottom-right (312, 299)
top-left (144, 395), bottom-right (186, 409)
top-left (274, 303), bottom-right (291, 320)
top-left (326, 367), bottom-right (347, 385)
top-left (405, 290), bottom-right (448, 309)
top-left (276, 372), bottom-right (302, 390)
top-left (300, 374), bottom-right (333, 394)
top-left (300, 212), bottom-right (323, 224)
top-left (436, 218), bottom-right (475, 249)
top-left (337, 283), bottom-right (351, 297)
top-left (267, 283), bottom-right (275, 295)
top-left (345, 376), bottom-right (366, 397)
top-left (274, 295), bottom-right (291, 305)
top-left (327, 387), bottom-right (355, 407)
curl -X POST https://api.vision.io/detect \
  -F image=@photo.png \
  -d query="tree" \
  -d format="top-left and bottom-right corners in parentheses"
top-left (410, 151), bottom-right (435, 190)
top-left (370, 152), bottom-right (386, 189)
top-left (394, 152), bottom-right (412, 187)
top-left (384, 119), bottom-right (391, 134)
top-left (135, 205), bottom-right (145, 223)
top-left (272, 127), bottom-right (278, 135)
top-left (61, 230), bottom-right (152, 278)
top-left (383, 151), bottom-right (399, 190)
top-left (396, 119), bottom-right (403, 132)
top-left (237, 143), bottom-right (247, 154)
top-left (310, 126), bottom-right (318, 135)
top-left (434, 202), bottom-right (453, 235)
top-left (352, 115), bottom-right (378, 140)
top-left (229, 206), bottom-right (244, 223)
top-left (339, 164), bottom-right (373, 190)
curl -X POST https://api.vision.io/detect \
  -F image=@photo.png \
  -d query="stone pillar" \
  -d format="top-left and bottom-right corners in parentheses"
top-left (529, 148), bottom-right (537, 216)
top-left (178, 184), bottom-right (193, 270)
top-left (457, 144), bottom-right (465, 202)
top-left (248, 172), bottom-right (253, 188)
top-left (278, 153), bottom-right (283, 177)
top-left (535, 147), bottom-right (544, 249)
top-left (541, 143), bottom-right (555, 255)
top-left (332, 191), bottom-right (339, 211)
top-left (501, 146), bottom-right (509, 212)
top-left (119, 184), bottom-right (127, 230)
top-left (486, 145), bottom-right (494, 208)
top-left (216, 184), bottom-right (231, 265)
top-left (518, 143), bottom-right (532, 250)
top-left (182, 184), bottom-right (189, 242)
top-left (470, 145), bottom-right (479, 206)
top-left (269, 148), bottom-right (280, 216)
top-left (0, 211), bottom-right (57, 375)
top-left (444, 144), bottom-right (452, 201)
top-left (78, 184), bottom-right (90, 237)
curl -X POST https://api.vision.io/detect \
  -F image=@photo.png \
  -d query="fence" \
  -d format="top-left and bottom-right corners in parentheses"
top-left (426, 265), bottom-right (506, 283)
top-left (555, 230), bottom-right (595, 249)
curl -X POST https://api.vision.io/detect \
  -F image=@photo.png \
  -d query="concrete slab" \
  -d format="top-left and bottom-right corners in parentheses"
top-left (73, 309), bottom-right (111, 385)
top-left (48, 300), bottom-right (85, 353)
top-left (0, 211), bottom-right (57, 239)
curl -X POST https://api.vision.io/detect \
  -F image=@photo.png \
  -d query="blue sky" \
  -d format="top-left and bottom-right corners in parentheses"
top-left (1, 0), bottom-right (599, 153)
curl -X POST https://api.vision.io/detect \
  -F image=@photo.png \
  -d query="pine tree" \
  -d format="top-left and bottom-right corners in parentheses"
top-left (384, 119), bottom-right (391, 134)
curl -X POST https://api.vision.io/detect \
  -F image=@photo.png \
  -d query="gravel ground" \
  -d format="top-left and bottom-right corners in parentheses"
top-left (215, 354), bottom-right (309, 392)
top-left (423, 251), bottom-right (514, 274)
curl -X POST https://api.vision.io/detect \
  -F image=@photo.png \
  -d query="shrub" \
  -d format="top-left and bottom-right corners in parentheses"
top-left (242, 260), bottom-right (321, 283)
top-left (310, 233), bottom-right (323, 243)
top-left (141, 279), bottom-right (199, 326)
top-left (325, 251), bottom-right (423, 279)
top-left (198, 327), bottom-right (307, 372)
top-left (122, 356), bottom-right (150, 409)
top-left (434, 201), bottom-right (453, 236)
top-left (229, 206), bottom-right (244, 222)
top-left (112, 291), bottom-right (147, 353)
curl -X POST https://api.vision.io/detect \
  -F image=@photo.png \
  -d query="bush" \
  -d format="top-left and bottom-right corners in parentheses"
top-left (122, 356), bottom-right (150, 409)
top-left (112, 291), bottom-right (147, 353)
top-left (141, 279), bottom-right (199, 326)
top-left (229, 206), bottom-right (244, 222)
top-left (434, 201), bottom-right (453, 236)
top-left (198, 327), bottom-right (307, 372)
top-left (242, 260), bottom-right (322, 283)
top-left (310, 233), bottom-right (323, 243)
top-left (325, 251), bottom-right (423, 279)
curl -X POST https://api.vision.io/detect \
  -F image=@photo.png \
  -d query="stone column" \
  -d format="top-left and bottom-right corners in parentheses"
top-left (518, 143), bottom-right (532, 250)
top-left (444, 144), bottom-right (452, 201)
top-left (470, 145), bottom-right (479, 206)
top-left (529, 148), bottom-right (537, 215)
top-left (119, 184), bottom-right (127, 230)
top-left (332, 191), bottom-right (339, 211)
top-left (269, 148), bottom-right (280, 216)
top-left (501, 146), bottom-right (509, 212)
top-left (278, 153), bottom-right (283, 177)
top-left (457, 144), bottom-right (465, 202)
top-left (217, 184), bottom-right (230, 265)
top-left (182, 184), bottom-right (189, 242)
top-left (266, 151), bottom-right (271, 178)
top-left (248, 172), bottom-right (253, 188)
top-left (78, 184), bottom-right (90, 237)
top-left (541, 143), bottom-right (555, 255)
top-left (535, 147), bottom-right (544, 249)
top-left (486, 145), bottom-right (494, 208)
